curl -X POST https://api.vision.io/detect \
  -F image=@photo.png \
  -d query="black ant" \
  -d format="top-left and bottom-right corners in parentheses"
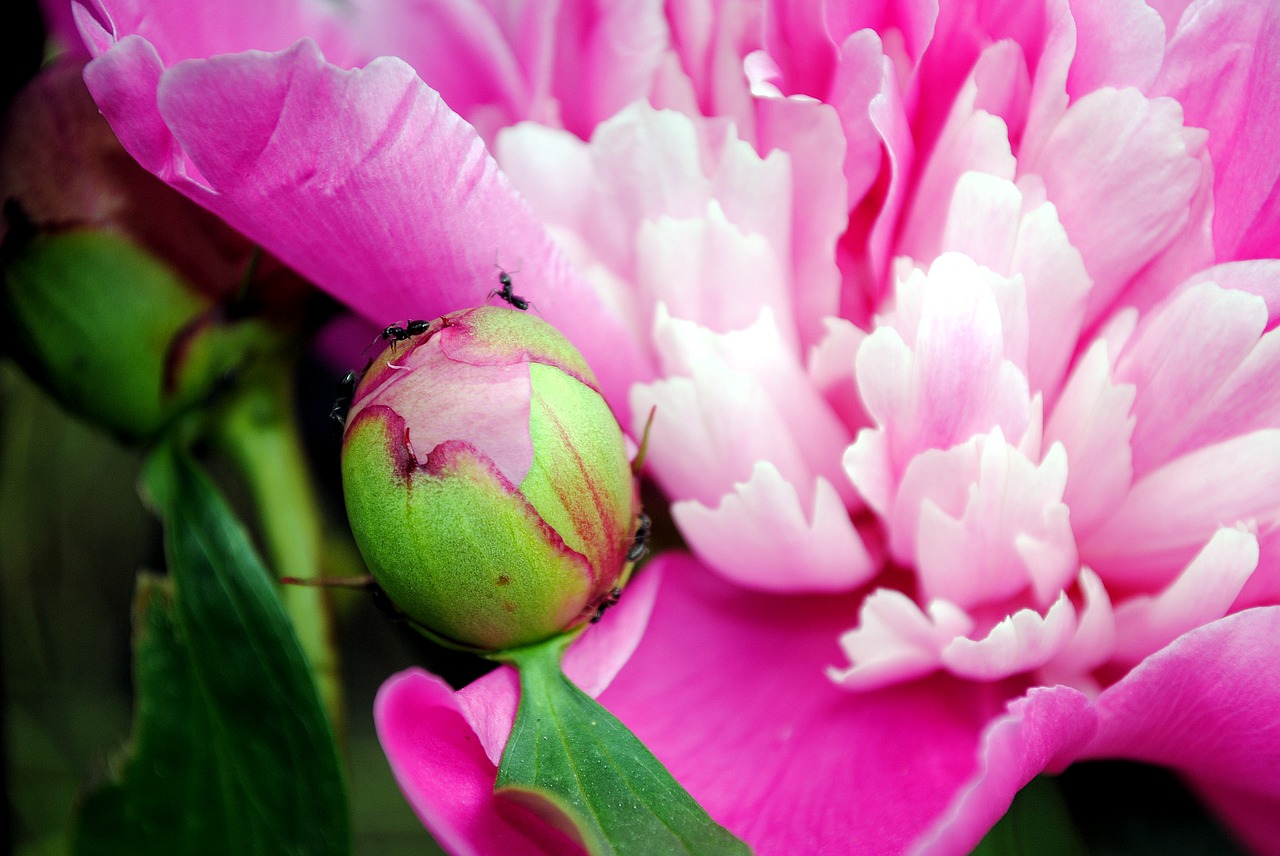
top-left (627, 513), bottom-right (651, 563)
top-left (488, 270), bottom-right (532, 311)
top-left (330, 369), bottom-right (359, 429)
top-left (381, 318), bottom-right (431, 345)
top-left (590, 587), bottom-right (622, 623)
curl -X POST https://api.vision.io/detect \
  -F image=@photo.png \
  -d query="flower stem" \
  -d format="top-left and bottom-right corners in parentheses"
top-left (212, 361), bottom-right (344, 735)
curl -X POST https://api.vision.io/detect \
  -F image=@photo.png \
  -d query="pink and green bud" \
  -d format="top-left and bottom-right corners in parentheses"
top-left (341, 306), bottom-right (641, 651)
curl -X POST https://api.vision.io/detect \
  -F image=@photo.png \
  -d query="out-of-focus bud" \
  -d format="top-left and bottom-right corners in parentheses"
top-left (341, 307), bottom-right (641, 651)
top-left (1, 60), bottom-right (307, 440)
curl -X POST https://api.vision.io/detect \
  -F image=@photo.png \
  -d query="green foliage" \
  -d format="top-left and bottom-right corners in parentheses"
top-left (496, 635), bottom-right (752, 856)
top-left (71, 443), bottom-right (350, 856)
top-left (971, 776), bottom-right (1087, 856)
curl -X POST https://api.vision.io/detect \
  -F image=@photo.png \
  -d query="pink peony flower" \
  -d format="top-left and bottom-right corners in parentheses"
top-left (71, 0), bottom-right (1280, 851)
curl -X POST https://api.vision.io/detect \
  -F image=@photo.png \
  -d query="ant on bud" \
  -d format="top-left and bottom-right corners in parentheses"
top-left (590, 587), bottom-right (623, 624)
top-left (488, 268), bottom-right (532, 311)
top-left (627, 513), bottom-right (651, 563)
top-left (330, 369), bottom-right (359, 429)
top-left (379, 318), bottom-right (431, 349)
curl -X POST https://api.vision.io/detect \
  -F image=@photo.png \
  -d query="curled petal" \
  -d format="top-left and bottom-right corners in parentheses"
top-left (673, 462), bottom-right (874, 593)
top-left (941, 592), bottom-right (1078, 681)
top-left (829, 590), bottom-right (974, 690)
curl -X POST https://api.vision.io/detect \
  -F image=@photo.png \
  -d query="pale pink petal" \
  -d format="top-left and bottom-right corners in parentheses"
top-left (1065, 0), bottom-right (1165, 97)
top-left (350, 358), bottom-right (533, 484)
top-left (1082, 429), bottom-right (1280, 587)
top-left (859, 254), bottom-right (1032, 477)
top-left (753, 95), bottom-right (848, 350)
top-left (1181, 259), bottom-right (1280, 325)
top-left (828, 590), bottom-right (974, 690)
top-left (940, 173), bottom-right (1092, 401)
top-left (373, 670), bottom-right (582, 856)
top-left (1083, 608), bottom-right (1280, 855)
top-left (1038, 569), bottom-right (1117, 689)
top-left (634, 307), bottom-right (854, 508)
top-left (891, 431), bottom-right (1075, 611)
top-left (911, 686), bottom-right (1096, 856)
top-left (844, 428), bottom-right (895, 517)
top-left (634, 205), bottom-right (796, 348)
top-left (864, 55), bottom-right (915, 292)
top-left (896, 41), bottom-right (1020, 262)
top-left (82, 36), bottom-right (651, 415)
top-left (1112, 526), bottom-right (1259, 666)
top-left (942, 592), bottom-right (1078, 681)
top-left (1117, 283), bottom-right (1269, 476)
top-left (807, 316), bottom-right (871, 436)
top-left (1154, 0), bottom-right (1280, 261)
top-left (1044, 336), bottom-right (1137, 539)
top-left (457, 561), bottom-right (664, 765)
top-left (1023, 87), bottom-right (1204, 326)
top-left (673, 462), bottom-right (874, 593)
top-left (830, 30), bottom-right (889, 209)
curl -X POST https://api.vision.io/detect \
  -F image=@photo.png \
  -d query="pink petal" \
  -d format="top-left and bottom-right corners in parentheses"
top-left (1083, 607), bottom-right (1280, 854)
top-left (1044, 336), bottom-right (1137, 539)
top-left (912, 686), bottom-right (1096, 856)
top-left (1024, 87), bottom-right (1204, 326)
top-left (1039, 569), bottom-right (1117, 689)
top-left (1081, 429), bottom-right (1280, 587)
top-left (807, 316), bottom-right (871, 437)
top-left (76, 0), bottom-right (362, 66)
top-left (942, 592), bottom-right (1079, 681)
top-left (1154, 0), bottom-right (1280, 261)
top-left (752, 92), bottom-right (849, 352)
top-left (829, 589), bottom-right (974, 690)
top-left (373, 671), bottom-right (582, 856)
top-left (1064, 0), bottom-right (1165, 97)
top-left (939, 173), bottom-right (1091, 401)
top-left (81, 35), bottom-right (650, 415)
top-left (598, 554), bottom-right (1011, 853)
top-left (830, 30), bottom-right (890, 209)
top-left (1117, 283), bottom-right (1269, 477)
top-left (897, 41), bottom-right (1021, 263)
top-left (673, 462), bottom-right (875, 593)
top-left (859, 254), bottom-right (1033, 476)
top-left (1111, 526), bottom-right (1259, 666)
top-left (897, 433), bottom-right (1077, 609)
top-left (456, 561), bottom-right (664, 765)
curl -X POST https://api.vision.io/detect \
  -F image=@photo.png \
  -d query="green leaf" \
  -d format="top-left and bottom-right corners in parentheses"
top-left (495, 635), bottom-right (751, 856)
top-left (72, 443), bottom-right (350, 856)
top-left (971, 776), bottom-right (1087, 856)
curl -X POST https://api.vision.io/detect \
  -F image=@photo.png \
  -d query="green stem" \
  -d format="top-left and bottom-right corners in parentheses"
top-left (212, 363), bottom-right (344, 735)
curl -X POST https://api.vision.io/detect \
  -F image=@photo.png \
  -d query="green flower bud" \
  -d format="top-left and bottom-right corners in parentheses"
top-left (3, 229), bottom-right (272, 439)
top-left (341, 307), bottom-right (640, 651)
top-left (1, 61), bottom-right (306, 441)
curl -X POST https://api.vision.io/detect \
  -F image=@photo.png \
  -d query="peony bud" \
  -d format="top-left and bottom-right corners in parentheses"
top-left (341, 306), bottom-right (641, 651)
top-left (1, 61), bottom-right (309, 440)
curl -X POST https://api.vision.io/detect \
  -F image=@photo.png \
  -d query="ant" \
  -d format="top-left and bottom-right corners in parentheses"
top-left (590, 587), bottom-right (623, 623)
top-left (589, 514), bottom-right (652, 624)
top-left (381, 318), bottom-right (431, 345)
top-left (330, 369), bottom-right (359, 429)
top-left (627, 513), bottom-right (651, 563)
top-left (488, 270), bottom-right (532, 311)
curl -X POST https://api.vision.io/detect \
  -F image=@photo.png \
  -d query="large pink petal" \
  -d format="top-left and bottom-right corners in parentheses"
top-left (1083, 607), bottom-right (1280, 854)
top-left (597, 554), bottom-right (1012, 853)
top-left (80, 34), bottom-right (651, 415)
top-left (911, 685), bottom-right (1095, 855)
